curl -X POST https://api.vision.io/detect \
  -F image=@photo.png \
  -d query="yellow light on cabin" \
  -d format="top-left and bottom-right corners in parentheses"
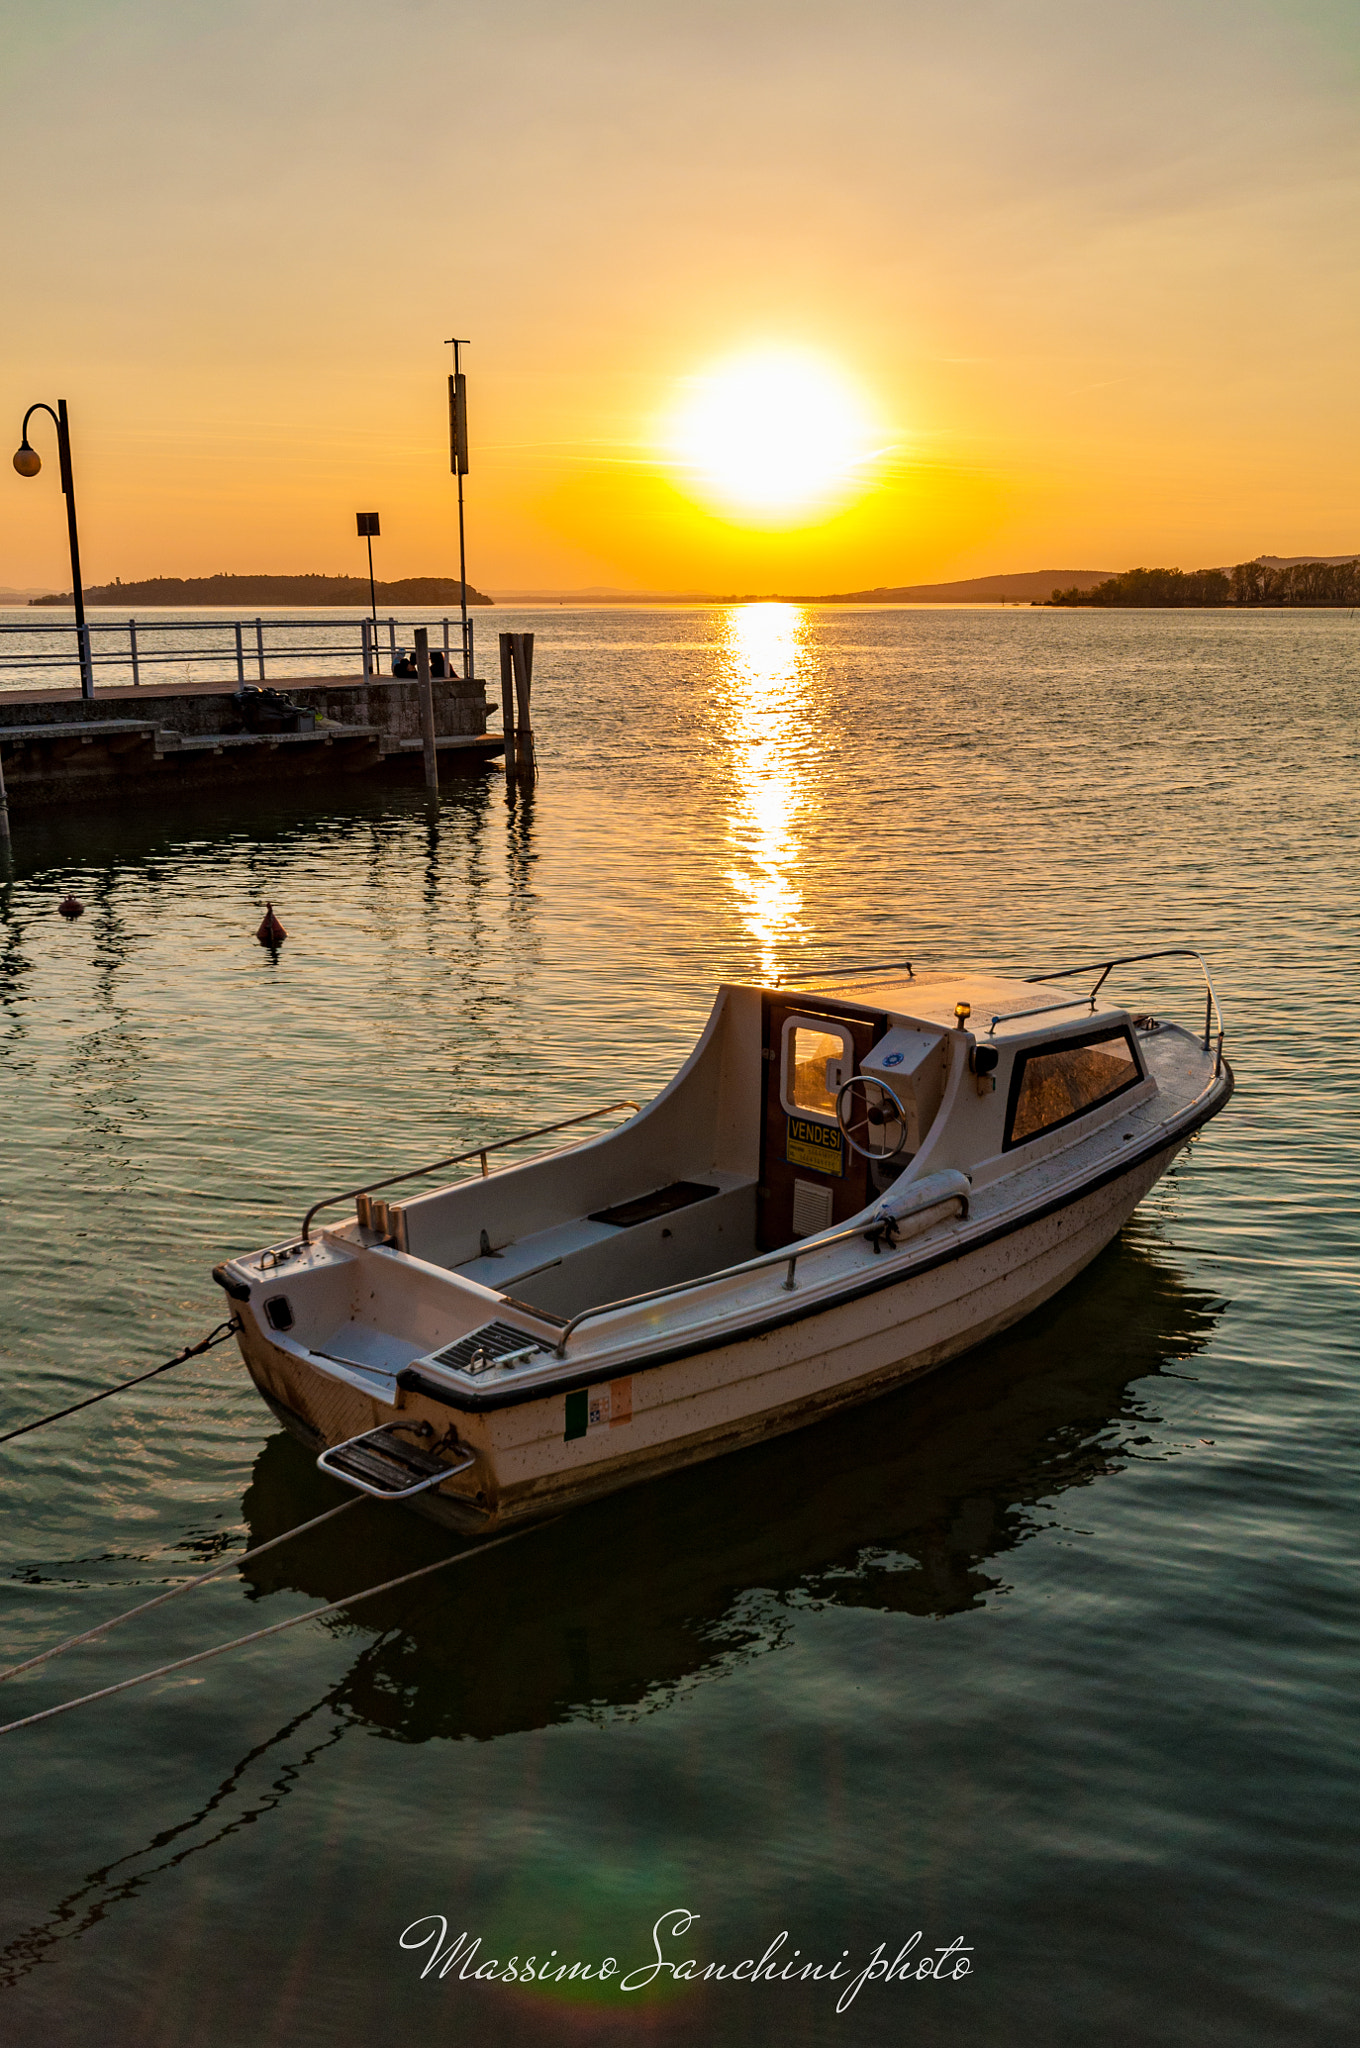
top-left (667, 348), bottom-right (880, 524)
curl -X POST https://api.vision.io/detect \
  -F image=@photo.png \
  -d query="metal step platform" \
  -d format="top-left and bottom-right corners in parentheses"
top-left (316, 1420), bottom-right (475, 1500)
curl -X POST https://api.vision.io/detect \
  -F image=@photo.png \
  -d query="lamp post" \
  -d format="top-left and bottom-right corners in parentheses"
top-left (13, 400), bottom-right (93, 700)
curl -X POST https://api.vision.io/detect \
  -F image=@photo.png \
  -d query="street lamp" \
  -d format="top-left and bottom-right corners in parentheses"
top-left (12, 399), bottom-right (93, 700)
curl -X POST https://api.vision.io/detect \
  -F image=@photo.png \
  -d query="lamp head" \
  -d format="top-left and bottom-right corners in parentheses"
top-left (13, 442), bottom-right (40, 478)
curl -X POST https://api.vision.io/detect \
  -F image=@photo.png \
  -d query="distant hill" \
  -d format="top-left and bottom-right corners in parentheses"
top-left (491, 571), bottom-right (1117, 604)
top-left (816, 570), bottom-right (1117, 603)
top-left (1255, 552), bottom-right (1360, 568)
top-left (31, 573), bottom-right (493, 608)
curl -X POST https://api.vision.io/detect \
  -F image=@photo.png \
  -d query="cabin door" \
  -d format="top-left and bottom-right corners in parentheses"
top-left (757, 999), bottom-right (879, 1253)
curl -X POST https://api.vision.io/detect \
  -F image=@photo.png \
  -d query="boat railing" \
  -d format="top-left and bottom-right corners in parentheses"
top-left (1004, 947), bottom-right (1226, 1070)
top-left (551, 1169), bottom-right (972, 1358)
top-left (299, 1100), bottom-right (641, 1244)
top-left (776, 956), bottom-right (914, 988)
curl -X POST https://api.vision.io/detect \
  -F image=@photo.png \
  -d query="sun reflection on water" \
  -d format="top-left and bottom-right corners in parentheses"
top-left (718, 603), bottom-right (815, 977)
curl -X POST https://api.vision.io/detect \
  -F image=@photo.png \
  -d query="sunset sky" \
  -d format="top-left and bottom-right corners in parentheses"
top-left (3, 0), bottom-right (1359, 594)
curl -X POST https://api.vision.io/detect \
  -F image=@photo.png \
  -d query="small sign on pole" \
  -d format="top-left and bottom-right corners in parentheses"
top-left (356, 513), bottom-right (381, 670)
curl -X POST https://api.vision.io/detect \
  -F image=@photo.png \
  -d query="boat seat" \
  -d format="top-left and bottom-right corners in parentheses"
top-left (587, 1179), bottom-right (718, 1227)
top-left (455, 1212), bottom-right (629, 1292)
top-left (447, 1170), bottom-right (752, 1296)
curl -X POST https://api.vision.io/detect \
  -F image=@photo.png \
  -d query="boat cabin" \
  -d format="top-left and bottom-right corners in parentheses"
top-left (363, 966), bottom-right (1153, 1325)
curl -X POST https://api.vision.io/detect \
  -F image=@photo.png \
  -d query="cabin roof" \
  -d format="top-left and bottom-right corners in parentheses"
top-left (779, 967), bottom-right (1124, 1039)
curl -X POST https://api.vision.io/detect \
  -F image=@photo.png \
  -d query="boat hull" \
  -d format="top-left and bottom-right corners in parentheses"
top-left (236, 1134), bottom-right (1182, 1533)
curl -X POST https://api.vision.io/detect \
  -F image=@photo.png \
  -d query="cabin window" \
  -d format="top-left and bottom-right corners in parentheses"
top-left (781, 1017), bottom-right (854, 1121)
top-left (1005, 1028), bottom-right (1141, 1147)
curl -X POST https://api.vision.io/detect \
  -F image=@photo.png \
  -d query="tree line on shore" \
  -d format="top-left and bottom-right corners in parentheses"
top-left (30, 573), bottom-right (494, 608)
top-left (1049, 560), bottom-right (1360, 606)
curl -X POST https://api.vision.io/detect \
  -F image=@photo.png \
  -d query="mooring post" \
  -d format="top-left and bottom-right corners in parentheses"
top-left (498, 633), bottom-right (518, 793)
top-left (511, 632), bottom-right (537, 785)
top-left (0, 744), bottom-right (10, 854)
top-left (414, 627), bottom-right (439, 798)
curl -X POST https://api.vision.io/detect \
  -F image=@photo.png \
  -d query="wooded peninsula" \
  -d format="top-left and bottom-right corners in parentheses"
top-left (1049, 560), bottom-right (1360, 606)
top-left (30, 574), bottom-right (494, 608)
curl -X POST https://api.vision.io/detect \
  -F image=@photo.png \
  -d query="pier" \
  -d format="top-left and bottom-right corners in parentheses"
top-left (0, 615), bottom-right (503, 817)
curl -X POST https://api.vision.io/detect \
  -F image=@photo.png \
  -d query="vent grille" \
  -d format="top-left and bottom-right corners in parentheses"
top-left (431, 1320), bottom-right (545, 1377)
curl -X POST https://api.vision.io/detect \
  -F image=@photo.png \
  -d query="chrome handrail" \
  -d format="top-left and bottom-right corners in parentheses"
top-left (551, 1170), bottom-right (972, 1358)
top-left (1004, 947), bottom-right (1226, 1068)
top-left (776, 956), bottom-right (914, 988)
top-left (982, 994), bottom-right (1099, 1034)
top-left (300, 1100), bottom-right (640, 1243)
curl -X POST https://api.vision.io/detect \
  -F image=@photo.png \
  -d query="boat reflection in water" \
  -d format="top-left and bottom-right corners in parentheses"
top-left (238, 1224), bottom-right (1221, 1745)
top-left (0, 1224), bottom-right (1219, 1992)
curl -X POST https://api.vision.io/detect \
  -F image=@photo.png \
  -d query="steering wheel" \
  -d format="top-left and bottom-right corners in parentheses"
top-left (835, 1075), bottom-right (910, 1160)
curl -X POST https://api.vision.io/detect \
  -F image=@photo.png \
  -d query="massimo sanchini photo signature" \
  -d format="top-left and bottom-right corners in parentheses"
top-left (399, 1908), bottom-right (974, 2013)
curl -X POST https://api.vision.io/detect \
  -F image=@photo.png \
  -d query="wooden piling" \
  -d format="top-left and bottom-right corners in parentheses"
top-left (0, 744), bottom-right (10, 853)
top-left (414, 627), bottom-right (439, 797)
top-left (498, 634), bottom-right (518, 792)
top-left (510, 632), bottom-right (536, 786)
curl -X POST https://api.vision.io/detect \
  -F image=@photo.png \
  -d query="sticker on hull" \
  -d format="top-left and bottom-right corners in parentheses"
top-left (565, 1376), bottom-right (633, 1441)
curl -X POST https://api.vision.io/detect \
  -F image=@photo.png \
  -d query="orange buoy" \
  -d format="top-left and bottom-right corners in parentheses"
top-left (58, 895), bottom-right (84, 920)
top-left (256, 902), bottom-right (287, 947)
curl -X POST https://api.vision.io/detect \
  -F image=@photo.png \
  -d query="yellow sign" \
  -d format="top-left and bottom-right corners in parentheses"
top-left (786, 1116), bottom-right (844, 1177)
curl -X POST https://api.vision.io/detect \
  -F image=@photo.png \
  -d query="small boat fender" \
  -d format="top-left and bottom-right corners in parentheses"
top-left (864, 1169), bottom-right (972, 1252)
top-left (211, 1263), bottom-right (252, 1302)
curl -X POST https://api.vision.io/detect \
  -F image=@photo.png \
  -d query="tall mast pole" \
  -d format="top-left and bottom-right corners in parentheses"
top-left (445, 336), bottom-right (471, 677)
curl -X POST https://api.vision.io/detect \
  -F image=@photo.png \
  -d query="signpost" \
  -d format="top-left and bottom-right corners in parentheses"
top-left (356, 512), bottom-right (380, 673)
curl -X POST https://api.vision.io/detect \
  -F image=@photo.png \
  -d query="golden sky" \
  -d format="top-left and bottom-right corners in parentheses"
top-left (3, 0), bottom-right (1359, 594)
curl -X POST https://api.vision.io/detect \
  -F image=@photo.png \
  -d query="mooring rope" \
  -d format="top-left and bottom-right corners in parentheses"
top-left (0, 1320), bottom-right (240, 1447)
top-left (0, 1526), bottom-right (533, 1737)
top-left (0, 1494), bottom-right (367, 1686)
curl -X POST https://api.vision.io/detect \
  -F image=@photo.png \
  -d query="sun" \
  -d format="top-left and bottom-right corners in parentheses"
top-left (666, 347), bottom-right (880, 522)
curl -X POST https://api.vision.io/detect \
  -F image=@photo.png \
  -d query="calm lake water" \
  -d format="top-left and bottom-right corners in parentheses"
top-left (0, 604), bottom-right (1355, 2046)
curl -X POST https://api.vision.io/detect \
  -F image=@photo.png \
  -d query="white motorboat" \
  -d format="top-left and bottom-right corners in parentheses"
top-left (213, 951), bottom-right (1231, 1530)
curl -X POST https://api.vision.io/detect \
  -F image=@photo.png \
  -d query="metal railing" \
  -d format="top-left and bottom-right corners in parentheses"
top-left (299, 1100), bottom-right (641, 1244)
top-left (550, 1169), bottom-right (972, 1358)
top-left (776, 956), bottom-right (914, 988)
top-left (1001, 947), bottom-right (1226, 1067)
top-left (0, 612), bottom-right (478, 695)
